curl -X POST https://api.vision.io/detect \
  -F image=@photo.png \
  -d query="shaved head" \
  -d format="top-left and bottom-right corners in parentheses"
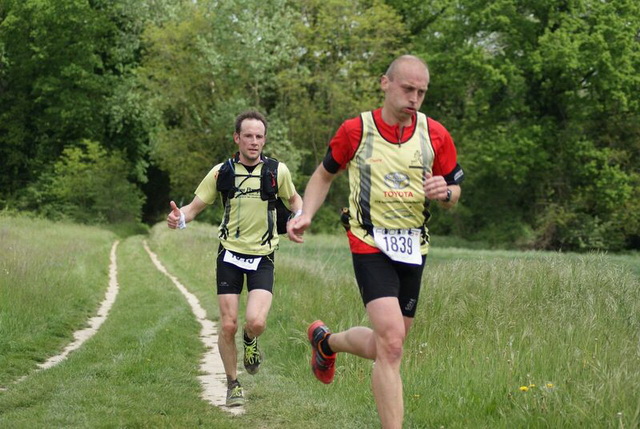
top-left (380, 55), bottom-right (430, 126)
top-left (384, 55), bottom-right (429, 82)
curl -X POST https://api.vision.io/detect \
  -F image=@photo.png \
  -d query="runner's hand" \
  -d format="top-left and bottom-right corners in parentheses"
top-left (287, 214), bottom-right (309, 243)
top-left (423, 173), bottom-right (448, 201)
top-left (167, 201), bottom-right (182, 229)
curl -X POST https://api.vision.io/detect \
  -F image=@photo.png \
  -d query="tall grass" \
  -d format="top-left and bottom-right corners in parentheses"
top-left (151, 223), bottom-right (640, 428)
top-left (404, 255), bottom-right (640, 427)
top-left (0, 236), bottom-right (238, 428)
top-left (1, 217), bottom-right (638, 428)
top-left (0, 214), bottom-right (116, 386)
top-left (276, 239), bottom-right (640, 427)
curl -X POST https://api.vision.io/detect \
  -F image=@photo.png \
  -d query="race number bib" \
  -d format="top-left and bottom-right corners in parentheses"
top-left (373, 227), bottom-right (422, 265)
top-left (223, 250), bottom-right (262, 271)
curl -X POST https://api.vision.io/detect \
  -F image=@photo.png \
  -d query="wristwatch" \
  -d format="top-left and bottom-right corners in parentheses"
top-left (444, 188), bottom-right (452, 202)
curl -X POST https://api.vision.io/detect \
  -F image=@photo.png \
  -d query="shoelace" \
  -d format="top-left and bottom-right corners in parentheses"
top-left (229, 386), bottom-right (243, 398)
top-left (245, 340), bottom-right (259, 364)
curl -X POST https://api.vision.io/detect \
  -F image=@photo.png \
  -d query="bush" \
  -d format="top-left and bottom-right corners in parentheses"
top-left (21, 140), bottom-right (145, 225)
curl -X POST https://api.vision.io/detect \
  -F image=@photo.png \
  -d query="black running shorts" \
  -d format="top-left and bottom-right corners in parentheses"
top-left (351, 252), bottom-right (426, 317)
top-left (216, 245), bottom-right (275, 295)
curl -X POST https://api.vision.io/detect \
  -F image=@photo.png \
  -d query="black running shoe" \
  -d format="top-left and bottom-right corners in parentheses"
top-left (226, 382), bottom-right (245, 407)
top-left (243, 333), bottom-right (262, 375)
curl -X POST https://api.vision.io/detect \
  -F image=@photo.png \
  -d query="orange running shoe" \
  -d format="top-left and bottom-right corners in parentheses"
top-left (308, 320), bottom-right (336, 384)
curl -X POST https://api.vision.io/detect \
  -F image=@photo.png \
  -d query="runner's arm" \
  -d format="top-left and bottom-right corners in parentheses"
top-left (168, 196), bottom-right (208, 229)
top-left (287, 164), bottom-right (336, 243)
top-left (288, 191), bottom-right (303, 215)
top-left (300, 163), bottom-right (336, 220)
top-left (178, 196), bottom-right (208, 223)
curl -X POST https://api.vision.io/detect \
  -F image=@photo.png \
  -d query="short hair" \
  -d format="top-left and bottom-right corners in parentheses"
top-left (384, 55), bottom-right (429, 81)
top-left (234, 110), bottom-right (268, 135)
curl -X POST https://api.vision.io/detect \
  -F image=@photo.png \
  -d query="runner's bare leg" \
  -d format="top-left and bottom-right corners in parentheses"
top-left (218, 294), bottom-right (240, 381)
top-left (367, 297), bottom-right (408, 429)
top-left (244, 289), bottom-right (273, 339)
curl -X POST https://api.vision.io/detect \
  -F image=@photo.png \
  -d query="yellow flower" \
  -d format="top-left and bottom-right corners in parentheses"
top-left (519, 386), bottom-right (529, 392)
top-left (546, 383), bottom-right (554, 389)
top-left (529, 384), bottom-right (536, 388)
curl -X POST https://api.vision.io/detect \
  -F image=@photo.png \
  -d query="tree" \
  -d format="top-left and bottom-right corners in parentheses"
top-left (281, 0), bottom-right (408, 166)
top-left (269, 0), bottom-right (410, 230)
top-left (0, 0), bottom-right (111, 196)
top-left (403, 0), bottom-right (640, 250)
top-left (139, 0), bottom-right (304, 201)
top-left (0, 0), bottom-right (171, 203)
top-left (0, 0), bottom-right (198, 228)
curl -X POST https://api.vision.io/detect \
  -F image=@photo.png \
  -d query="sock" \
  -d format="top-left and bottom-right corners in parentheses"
top-left (319, 334), bottom-right (335, 356)
top-left (243, 330), bottom-right (253, 344)
top-left (227, 376), bottom-right (240, 388)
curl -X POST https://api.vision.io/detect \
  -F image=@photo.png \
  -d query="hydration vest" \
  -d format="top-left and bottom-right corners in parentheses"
top-left (216, 154), bottom-right (292, 247)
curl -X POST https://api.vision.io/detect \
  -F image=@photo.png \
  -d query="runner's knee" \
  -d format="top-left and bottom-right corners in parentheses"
top-left (245, 317), bottom-right (266, 336)
top-left (220, 318), bottom-right (238, 338)
top-left (375, 331), bottom-right (405, 362)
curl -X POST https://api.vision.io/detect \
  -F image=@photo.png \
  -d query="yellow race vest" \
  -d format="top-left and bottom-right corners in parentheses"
top-left (347, 111), bottom-right (435, 254)
top-left (195, 161), bottom-right (296, 256)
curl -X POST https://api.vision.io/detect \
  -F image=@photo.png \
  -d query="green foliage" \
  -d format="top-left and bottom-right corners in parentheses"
top-left (406, 0), bottom-right (640, 250)
top-left (268, 0), bottom-right (410, 229)
top-left (21, 140), bottom-right (145, 224)
top-left (0, 0), bottom-right (171, 205)
top-left (281, 0), bottom-right (408, 170)
top-left (534, 139), bottom-right (639, 251)
top-left (139, 5), bottom-right (228, 198)
top-left (140, 0), bottom-right (305, 201)
top-left (0, 0), bottom-right (109, 193)
top-left (1, 0), bottom-right (639, 250)
top-left (264, 114), bottom-right (307, 177)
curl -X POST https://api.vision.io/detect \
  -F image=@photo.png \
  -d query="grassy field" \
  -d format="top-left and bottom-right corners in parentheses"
top-left (0, 216), bottom-right (116, 385)
top-left (1, 214), bottom-right (639, 428)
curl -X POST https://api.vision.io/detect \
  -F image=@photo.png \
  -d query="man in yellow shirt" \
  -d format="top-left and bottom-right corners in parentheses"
top-left (167, 111), bottom-right (302, 407)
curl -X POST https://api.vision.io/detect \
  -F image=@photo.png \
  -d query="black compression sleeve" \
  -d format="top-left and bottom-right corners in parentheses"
top-left (444, 163), bottom-right (465, 185)
top-left (322, 147), bottom-right (341, 174)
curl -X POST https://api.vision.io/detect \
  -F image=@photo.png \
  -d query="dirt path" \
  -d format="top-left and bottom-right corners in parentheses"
top-left (37, 240), bottom-right (121, 370)
top-left (142, 241), bottom-right (244, 416)
top-left (4, 241), bottom-right (119, 391)
top-left (8, 238), bottom-right (241, 417)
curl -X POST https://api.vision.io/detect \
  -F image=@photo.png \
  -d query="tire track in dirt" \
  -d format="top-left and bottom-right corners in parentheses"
top-left (39, 240), bottom-right (121, 369)
top-left (142, 240), bottom-right (244, 416)
top-left (2, 240), bottom-right (121, 392)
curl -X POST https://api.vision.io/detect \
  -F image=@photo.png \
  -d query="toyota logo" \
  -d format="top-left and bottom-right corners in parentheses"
top-left (384, 172), bottom-right (410, 189)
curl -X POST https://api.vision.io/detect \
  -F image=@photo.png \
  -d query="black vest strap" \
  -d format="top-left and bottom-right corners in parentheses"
top-left (216, 153), bottom-right (282, 247)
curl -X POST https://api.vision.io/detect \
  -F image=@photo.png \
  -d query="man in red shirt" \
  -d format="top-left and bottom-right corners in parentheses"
top-left (288, 55), bottom-right (464, 428)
